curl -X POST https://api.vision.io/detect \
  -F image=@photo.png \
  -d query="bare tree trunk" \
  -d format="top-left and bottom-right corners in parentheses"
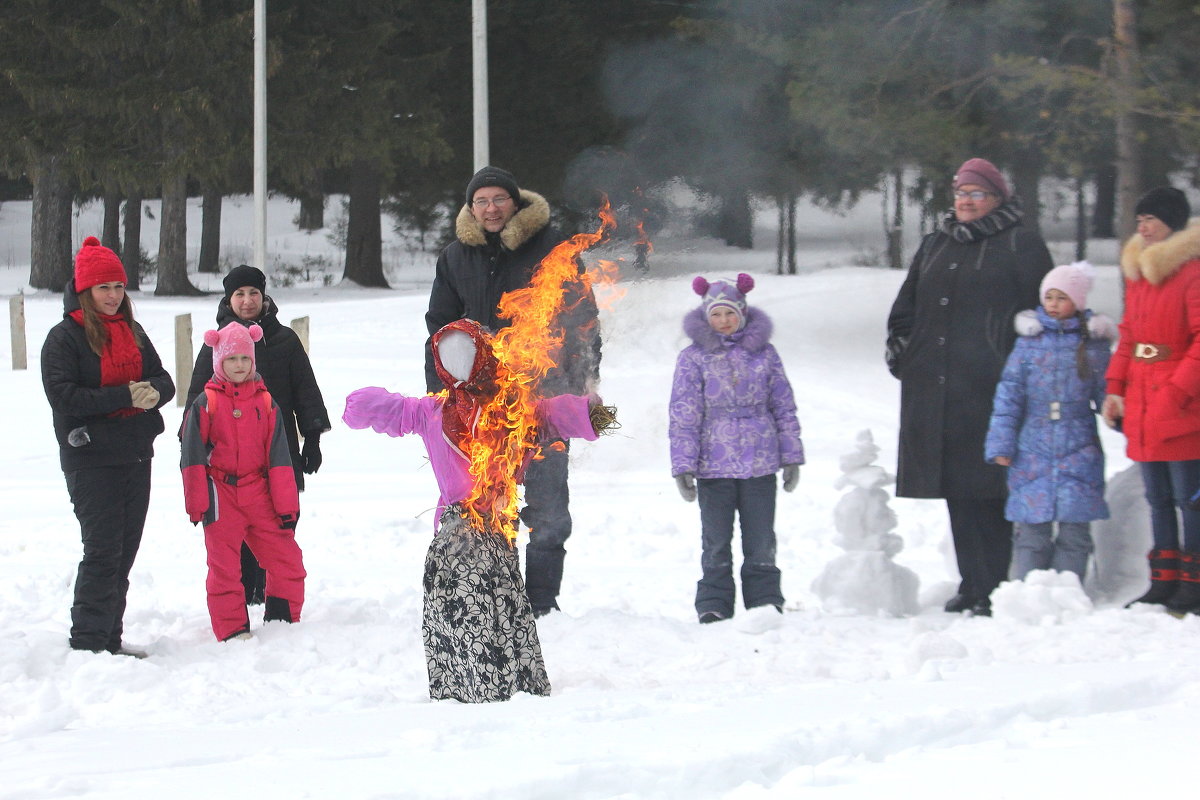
top-left (775, 197), bottom-right (785, 275)
top-left (786, 193), bottom-right (797, 275)
top-left (298, 190), bottom-right (325, 231)
top-left (155, 173), bottom-right (201, 296)
top-left (1091, 167), bottom-right (1116, 238)
top-left (1113, 0), bottom-right (1142, 243)
top-left (1075, 177), bottom-right (1088, 261)
top-left (887, 169), bottom-right (904, 270)
top-left (1011, 159), bottom-right (1043, 235)
top-left (198, 188), bottom-right (222, 274)
top-left (718, 190), bottom-right (753, 249)
top-left (344, 160), bottom-right (387, 287)
top-left (123, 195), bottom-right (143, 292)
top-left (102, 185), bottom-right (122, 252)
top-left (28, 151), bottom-right (74, 291)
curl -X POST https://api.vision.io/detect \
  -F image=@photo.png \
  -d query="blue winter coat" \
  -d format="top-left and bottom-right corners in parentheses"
top-left (984, 308), bottom-right (1115, 523)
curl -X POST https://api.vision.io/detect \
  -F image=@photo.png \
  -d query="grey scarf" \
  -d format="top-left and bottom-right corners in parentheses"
top-left (939, 197), bottom-right (1025, 243)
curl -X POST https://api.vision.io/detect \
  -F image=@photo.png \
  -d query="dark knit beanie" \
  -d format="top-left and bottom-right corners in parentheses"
top-left (465, 166), bottom-right (521, 207)
top-left (222, 264), bottom-right (267, 301)
top-left (74, 236), bottom-right (127, 292)
top-left (1135, 186), bottom-right (1191, 232)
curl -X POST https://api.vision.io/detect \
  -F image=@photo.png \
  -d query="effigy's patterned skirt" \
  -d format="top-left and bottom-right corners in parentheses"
top-left (422, 507), bottom-right (550, 702)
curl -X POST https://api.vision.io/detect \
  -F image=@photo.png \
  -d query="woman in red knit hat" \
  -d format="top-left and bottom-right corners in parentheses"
top-left (40, 237), bottom-right (175, 657)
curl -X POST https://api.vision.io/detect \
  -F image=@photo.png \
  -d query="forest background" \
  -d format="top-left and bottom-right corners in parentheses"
top-left (1, 0), bottom-right (1198, 291)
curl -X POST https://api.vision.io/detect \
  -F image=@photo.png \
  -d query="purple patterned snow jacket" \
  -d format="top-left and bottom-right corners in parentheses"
top-left (669, 306), bottom-right (804, 479)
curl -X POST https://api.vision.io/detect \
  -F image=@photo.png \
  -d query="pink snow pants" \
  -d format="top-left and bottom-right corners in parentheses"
top-left (203, 479), bottom-right (305, 641)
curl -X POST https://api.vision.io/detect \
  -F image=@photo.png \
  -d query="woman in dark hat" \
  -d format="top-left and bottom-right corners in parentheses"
top-left (1102, 186), bottom-right (1200, 613)
top-left (41, 237), bottom-right (175, 656)
top-left (887, 157), bottom-right (1054, 616)
top-left (185, 265), bottom-right (330, 605)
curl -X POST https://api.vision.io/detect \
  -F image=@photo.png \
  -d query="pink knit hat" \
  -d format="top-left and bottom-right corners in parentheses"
top-left (693, 273), bottom-right (755, 331)
top-left (1040, 261), bottom-right (1094, 312)
top-left (954, 157), bottom-right (1009, 200)
top-left (205, 322), bottom-right (263, 382)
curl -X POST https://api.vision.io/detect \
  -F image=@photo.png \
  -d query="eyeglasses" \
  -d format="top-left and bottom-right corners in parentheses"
top-left (471, 195), bottom-right (512, 209)
top-left (954, 190), bottom-right (995, 201)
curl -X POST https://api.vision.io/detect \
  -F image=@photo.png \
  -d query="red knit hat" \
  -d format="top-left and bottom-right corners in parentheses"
top-left (74, 236), bottom-right (128, 292)
top-left (954, 158), bottom-right (1010, 200)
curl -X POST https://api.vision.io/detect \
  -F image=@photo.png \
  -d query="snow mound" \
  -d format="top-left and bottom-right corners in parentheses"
top-left (991, 570), bottom-right (1094, 625)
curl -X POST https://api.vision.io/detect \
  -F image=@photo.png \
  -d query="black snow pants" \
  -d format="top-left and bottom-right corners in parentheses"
top-left (64, 461), bottom-right (152, 652)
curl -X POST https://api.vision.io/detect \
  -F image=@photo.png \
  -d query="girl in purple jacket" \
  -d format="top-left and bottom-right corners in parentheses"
top-left (343, 319), bottom-right (610, 702)
top-left (669, 274), bottom-right (804, 624)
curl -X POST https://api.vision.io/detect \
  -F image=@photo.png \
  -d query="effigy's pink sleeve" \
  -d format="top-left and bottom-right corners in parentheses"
top-left (536, 394), bottom-right (599, 442)
top-left (343, 387), bottom-right (432, 438)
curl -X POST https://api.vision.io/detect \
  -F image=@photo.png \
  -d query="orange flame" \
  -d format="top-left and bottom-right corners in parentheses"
top-left (460, 198), bottom-right (618, 541)
top-left (634, 220), bottom-right (654, 253)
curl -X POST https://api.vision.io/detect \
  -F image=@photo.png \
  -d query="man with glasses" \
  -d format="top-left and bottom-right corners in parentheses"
top-left (424, 166), bottom-right (602, 618)
top-left (886, 157), bottom-right (1052, 617)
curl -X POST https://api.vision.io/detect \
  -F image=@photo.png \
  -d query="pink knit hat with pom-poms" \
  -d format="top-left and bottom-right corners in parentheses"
top-left (205, 322), bottom-right (263, 383)
top-left (693, 273), bottom-right (754, 331)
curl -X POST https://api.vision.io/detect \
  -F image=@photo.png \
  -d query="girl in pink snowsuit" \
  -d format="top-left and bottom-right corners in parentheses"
top-left (181, 322), bottom-right (306, 641)
top-left (343, 318), bottom-right (606, 702)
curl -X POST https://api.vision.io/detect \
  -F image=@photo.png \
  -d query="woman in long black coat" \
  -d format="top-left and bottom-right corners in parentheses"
top-left (42, 237), bottom-right (175, 656)
top-left (185, 265), bottom-right (330, 604)
top-left (886, 158), bottom-right (1053, 615)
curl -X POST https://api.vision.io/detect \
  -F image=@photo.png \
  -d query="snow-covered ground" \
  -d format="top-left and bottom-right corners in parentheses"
top-left (1, 194), bottom-right (1196, 799)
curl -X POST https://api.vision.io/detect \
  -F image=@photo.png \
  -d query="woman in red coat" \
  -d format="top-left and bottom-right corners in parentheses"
top-left (1102, 187), bottom-right (1200, 613)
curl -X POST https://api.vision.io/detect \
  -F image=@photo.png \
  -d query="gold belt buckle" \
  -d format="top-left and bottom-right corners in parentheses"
top-left (1135, 343), bottom-right (1160, 360)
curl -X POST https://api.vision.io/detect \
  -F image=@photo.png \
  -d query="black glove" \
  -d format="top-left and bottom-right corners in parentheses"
top-left (301, 434), bottom-right (322, 475)
top-left (279, 514), bottom-right (298, 530)
top-left (885, 334), bottom-right (909, 379)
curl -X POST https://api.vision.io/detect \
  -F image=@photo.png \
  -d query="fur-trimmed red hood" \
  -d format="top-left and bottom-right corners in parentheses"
top-left (1121, 219), bottom-right (1200, 285)
top-left (454, 189), bottom-right (551, 252)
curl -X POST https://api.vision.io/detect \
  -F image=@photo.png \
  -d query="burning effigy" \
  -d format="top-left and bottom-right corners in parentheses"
top-left (342, 202), bottom-right (619, 703)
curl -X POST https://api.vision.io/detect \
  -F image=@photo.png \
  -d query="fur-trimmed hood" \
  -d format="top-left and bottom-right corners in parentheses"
top-left (1014, 307), bottom-right (1117, 340)
top-left (1121, 219), bottom-right (1200, 285)
top-left (683, 305), bottom-right (773, 353)
top-left (454, 189), bottom-right (551, 252)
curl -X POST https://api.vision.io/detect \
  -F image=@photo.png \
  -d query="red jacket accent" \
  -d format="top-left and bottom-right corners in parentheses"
top-left (1106, 222), bottom-right (1200, 461)
top-left (180, 377), bottom-right (300, 524)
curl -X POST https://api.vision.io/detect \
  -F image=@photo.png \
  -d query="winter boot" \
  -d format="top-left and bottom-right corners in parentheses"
top-left (241, 544), bottom-right (267, 605)
top-left (263, 596), bottom-right (294, 624)
top-left (1165, 552), bottom-right (1200, 615)
top-left (1127, 549), bottom-right (1181, 607)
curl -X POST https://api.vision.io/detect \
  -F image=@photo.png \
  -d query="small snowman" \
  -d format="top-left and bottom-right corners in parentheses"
top-left (811, 430), bottom-right (919, 616)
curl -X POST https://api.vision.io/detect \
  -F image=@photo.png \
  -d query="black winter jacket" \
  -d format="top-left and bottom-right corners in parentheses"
top-left (41, 284), bottom-right (175, 473)
top-left (185, 295), bottom-right (331, 489)
top-left (424, 189), bottom-right (602, 395)
top-left (887, 200), bottom-right (1053, 499)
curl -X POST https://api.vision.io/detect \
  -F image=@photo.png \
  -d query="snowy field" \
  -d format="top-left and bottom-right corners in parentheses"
top-left (1, 193), bottom-right (1198, 799)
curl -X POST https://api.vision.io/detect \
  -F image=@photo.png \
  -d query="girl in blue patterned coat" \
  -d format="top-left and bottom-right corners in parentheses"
top-left (669, 274), bottom-right (804, 624)
top-left (985, 262), bottom-right (1116, 581)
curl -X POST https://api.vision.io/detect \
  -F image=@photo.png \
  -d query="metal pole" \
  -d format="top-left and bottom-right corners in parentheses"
top-left (472, 0), bottom-right (489, 170)
top-left (254, 0), bottom-right (267, 271)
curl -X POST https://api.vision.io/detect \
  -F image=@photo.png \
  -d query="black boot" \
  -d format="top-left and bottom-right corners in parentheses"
top-left (943, 593), bottom-right (976, 613)
top-left (1166, 553), bottom-right (1200, 614)
top-left (241, 544), bottom-right (267, 605)
top-left (263, 596), bottom-right (294, 623)
top-left (1127, 548), bottom-right (1180, 607)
